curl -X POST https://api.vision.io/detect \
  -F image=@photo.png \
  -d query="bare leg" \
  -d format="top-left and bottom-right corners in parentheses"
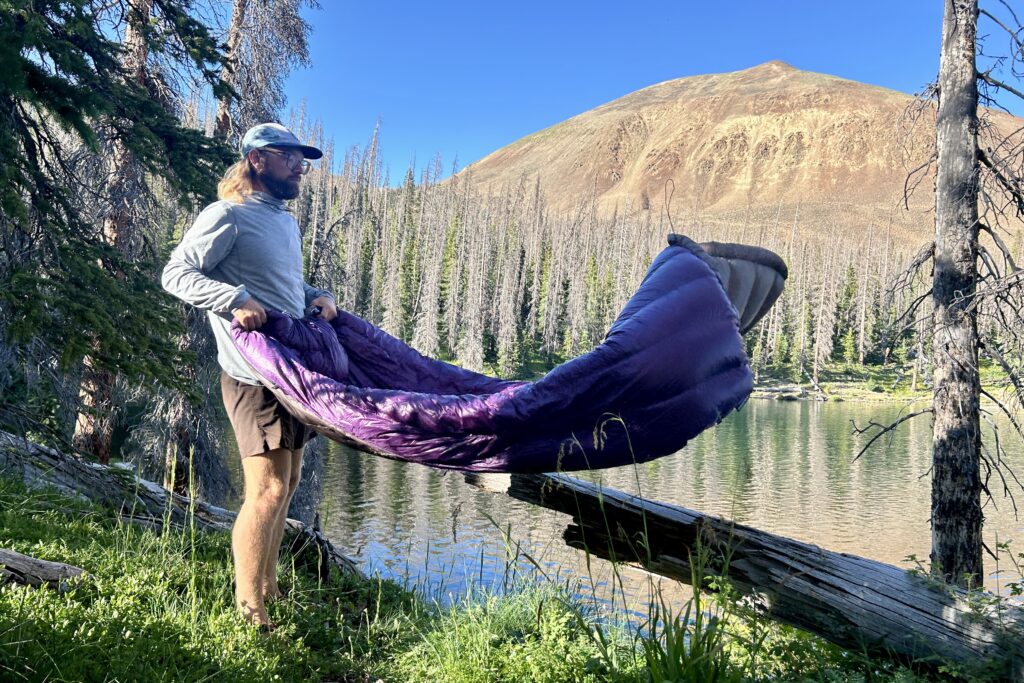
top-left (262, 447), bottom-right (304, 601)
top-left (233, 448), bottom-right (293, 626)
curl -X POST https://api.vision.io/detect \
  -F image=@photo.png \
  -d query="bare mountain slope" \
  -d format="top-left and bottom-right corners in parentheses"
top-left (457, 61), bottom-right (1020, 246)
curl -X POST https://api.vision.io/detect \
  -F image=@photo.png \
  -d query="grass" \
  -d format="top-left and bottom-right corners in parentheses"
top-left (751, 358), bottom-right (1018, 403)
top-left (0, 477), bottom-right (415, 681)
top-left (0, 475), bottom-right (964, 682)
top-left (395, 585), bottom-right (631, 682)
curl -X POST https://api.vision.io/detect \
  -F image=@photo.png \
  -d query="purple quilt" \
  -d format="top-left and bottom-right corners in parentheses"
top-left (230, 240), bottom-right (753, 472)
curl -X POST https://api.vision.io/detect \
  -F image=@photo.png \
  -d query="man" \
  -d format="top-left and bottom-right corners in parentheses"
top-left (162, 123), bottom-right (337, 629)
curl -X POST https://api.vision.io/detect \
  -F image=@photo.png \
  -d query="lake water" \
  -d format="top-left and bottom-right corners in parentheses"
top-left (234, 398), bottom-right (1024, 615)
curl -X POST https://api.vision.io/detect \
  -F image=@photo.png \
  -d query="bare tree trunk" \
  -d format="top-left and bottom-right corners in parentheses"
top-left (811, 242), bottom-right (835, 385)
top-left (857, 251), bottom-right (870, 364)
top-left (411, 176), bottom-right (450, 357)
top-left (156, 307), bottom-right (231, 504)
top-left (0, 549), bottom-right (84, 590)
top-left (214, 0), bottom-right (250, 140)
top-left (288, 437), bottom-right (324, 525)
top-left (73, 0), bottom-right (153, 462)
top-left (155, 2), bottom-right (253, 496)
top-left (457, 200), bottom-right (490, 371)
top-left (932, 0), bottom-right (983, 588)
top-left (73, 361), bottom-right (115, 462)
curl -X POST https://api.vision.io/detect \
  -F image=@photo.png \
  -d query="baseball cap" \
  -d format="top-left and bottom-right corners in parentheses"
top-left (240, 123), bottom-right (323, 159)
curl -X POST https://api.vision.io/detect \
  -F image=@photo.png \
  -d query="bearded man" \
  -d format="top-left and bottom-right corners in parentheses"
top-left (162, 123), bottom-right (337, 629)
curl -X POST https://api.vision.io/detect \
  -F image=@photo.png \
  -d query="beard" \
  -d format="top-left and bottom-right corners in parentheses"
top-left (257, 170), bottom-right (300, 200)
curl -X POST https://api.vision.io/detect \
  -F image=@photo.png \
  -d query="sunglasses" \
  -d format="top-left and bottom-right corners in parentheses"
top-left (261, 148), bottom-right (313, 175)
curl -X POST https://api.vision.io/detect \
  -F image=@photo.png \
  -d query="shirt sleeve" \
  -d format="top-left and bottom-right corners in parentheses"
top-left (303, 282), bottom-right (335, 308)
top-left (161, 202), bottom-right (251, 315)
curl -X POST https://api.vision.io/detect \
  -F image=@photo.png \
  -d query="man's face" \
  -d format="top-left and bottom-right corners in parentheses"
top-left (251, 147), bottom-right (306, 200)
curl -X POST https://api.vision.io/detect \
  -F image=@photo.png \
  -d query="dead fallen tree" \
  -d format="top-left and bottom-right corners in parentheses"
top-left (1, 548), bottom-right (84, 591)
top-left (467, 472), bottom-right (1024, 678)
top-left (0, 430), bottom-right (361, 580)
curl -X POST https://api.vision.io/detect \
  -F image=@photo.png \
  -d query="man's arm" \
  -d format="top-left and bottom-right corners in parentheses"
top-left (161, 203), bottom-right (251, 316)
top-left (303, 283), bottom-right (333, 307)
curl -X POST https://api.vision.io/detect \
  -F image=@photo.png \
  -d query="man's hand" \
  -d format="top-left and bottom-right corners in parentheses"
top-left (232, 298), bottom-right (267, 331)
top-left (310, 296), bottom-right (338, 321)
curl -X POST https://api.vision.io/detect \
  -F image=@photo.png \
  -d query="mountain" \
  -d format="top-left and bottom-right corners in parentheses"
top-left (456, 61), bottom-right (1020, 246)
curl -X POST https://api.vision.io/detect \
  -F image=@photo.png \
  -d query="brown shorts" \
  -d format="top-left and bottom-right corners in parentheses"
top-left (220, 373), bottom-right (316, 457)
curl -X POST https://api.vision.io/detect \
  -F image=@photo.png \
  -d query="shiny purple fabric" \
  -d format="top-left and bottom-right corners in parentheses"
top-left (230, 243), bottom-right (753, 472)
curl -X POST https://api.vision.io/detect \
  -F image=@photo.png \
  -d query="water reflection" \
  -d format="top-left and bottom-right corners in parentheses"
top-left (233, 399), bottom-right (1024, 610)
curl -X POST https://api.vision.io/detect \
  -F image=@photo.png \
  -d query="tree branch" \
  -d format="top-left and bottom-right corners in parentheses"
top-left (851, 408), bottom-right (934, 461)
top-left (980, 8), bottom-right (1024, 56)
top-left (978, 148), bottom-right (1024, 217)
top-left (979, 222), bottom-right (1020, 272)
top-left (903, 154), bottom-right (937, 210)
top-left (979, 71), bottom-right (1024, 102)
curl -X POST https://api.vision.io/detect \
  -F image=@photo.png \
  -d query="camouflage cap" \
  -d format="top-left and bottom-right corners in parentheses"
top-left (241, 123), bottom-right (323, 160)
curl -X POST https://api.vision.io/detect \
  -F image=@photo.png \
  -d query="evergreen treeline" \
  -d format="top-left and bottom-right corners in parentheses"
top-left (284, 125), bottom-right (936, 387)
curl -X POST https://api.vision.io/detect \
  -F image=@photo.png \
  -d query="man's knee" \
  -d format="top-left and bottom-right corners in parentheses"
top-left (247, 477), bottom-right (290, 513)
top-left (242, 449), bottom-right (294, 512)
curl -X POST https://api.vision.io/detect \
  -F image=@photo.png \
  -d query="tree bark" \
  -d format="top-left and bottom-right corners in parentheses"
top-left (466, 472), bottom-right (1024, 678)
top-left (158, 307), bottom-right (231, 504)
top-left (214, 0), bottom-right (250, 140)
top-left (73, 0), bottom-right (153, 463)
top-left (932, 0), bottom-right (983, 588)
top-left (73, 361), bottom-right (115, 463)
top-left (0, 549), bottom-right (85, 591)
top-left (287, 436), bottom-right (325, 526)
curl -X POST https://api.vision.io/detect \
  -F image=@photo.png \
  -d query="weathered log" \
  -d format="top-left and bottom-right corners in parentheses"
top-left (466, 472), bottom-right (1024, 678)
top-left (0, 548), bottom-right (85, 591)
top-left (0, 431), bottom-right (362, 580)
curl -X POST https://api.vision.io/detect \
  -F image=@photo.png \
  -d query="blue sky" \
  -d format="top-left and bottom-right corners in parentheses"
top-left (283, 2), bottom-right (989, 180)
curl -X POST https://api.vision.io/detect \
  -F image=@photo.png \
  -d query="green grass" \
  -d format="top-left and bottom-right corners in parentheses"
top-left (758, 363), bottom-right (923, 398)
top-left (395, 585), bottom-right (635, 682)
top-left (0, 476), bottom-right (952, 682)
top-left (751, 358), bottom-right (1021, 403)
top-left (0, 477), bottom-right (415, 681)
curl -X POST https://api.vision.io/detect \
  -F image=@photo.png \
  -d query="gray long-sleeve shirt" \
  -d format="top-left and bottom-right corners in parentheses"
top-left (161, 191), bottom-right (333, 385)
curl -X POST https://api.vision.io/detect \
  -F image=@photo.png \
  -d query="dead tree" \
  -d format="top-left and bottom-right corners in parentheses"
top-left (878, 0), bottom-right (1024, 589)
top-left (164, 0), bottom-right (316, 499)
top-left (214, 0), bottom-right (250, 139)
top-left (214, 0), bottom-right (316, 143)
top-left (0, 549), bottom-right (85, 591)
top-left (73, 0), bottom-right (153, 463)
top-left (932, 0), bottom-right (984, 587)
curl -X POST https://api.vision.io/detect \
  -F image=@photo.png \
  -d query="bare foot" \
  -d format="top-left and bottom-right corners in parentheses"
top-left (262, 581), bottom-right (284, 603)
top-left (237, 596), bottom-right (274, 630)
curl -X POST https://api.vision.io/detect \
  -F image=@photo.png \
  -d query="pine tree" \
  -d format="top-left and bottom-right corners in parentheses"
top-left (0, 0), bottom-right (234, 442)
top-left (831, 265), bottom-right (858, 363)
top-left (841, 328), bottom-right (857, 366)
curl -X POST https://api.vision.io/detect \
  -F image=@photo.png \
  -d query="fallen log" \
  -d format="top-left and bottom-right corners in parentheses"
top-left (0, 431), bottom-right (362, 581)
top-left (0, 548), bottom-right (85, 591)
top-left (466, 472), bottom-right (1024, 678)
